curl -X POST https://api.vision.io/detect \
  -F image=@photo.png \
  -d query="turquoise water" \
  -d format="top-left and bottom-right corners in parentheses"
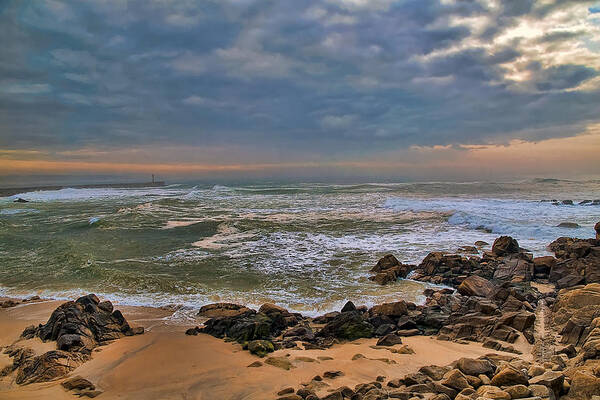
top-left (1, 180), bottom-right (599, 316)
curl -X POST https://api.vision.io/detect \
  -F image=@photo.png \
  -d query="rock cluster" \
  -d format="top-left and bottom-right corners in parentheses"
top-left (546, 237), bottom-right (600, 287)
top-left (1, 294), bottom-right (142, 388)
top-left (277, 353), bottom-right (574, 400)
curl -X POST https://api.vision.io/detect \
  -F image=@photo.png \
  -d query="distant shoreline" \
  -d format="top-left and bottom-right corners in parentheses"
top-left (0, 181), bottom-right (166, 198)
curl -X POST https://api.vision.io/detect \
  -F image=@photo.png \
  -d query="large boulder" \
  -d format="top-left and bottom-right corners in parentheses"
top-left (490, 365), bottom-right (528, 386)
top-left (529, 371), bottom-right (564, 399)
top-left (370, 301), bottom-right (408, 317)
top-left (457, 276), bottom-right (496, 297)
top-left (455, 358), bottom-right (495, 376)
top-left (23, 294), bottom-right (141, 354)
top-left (201, 311), bottom-right (275, 342)
top-left (492, 236), bottom-right (520, 256)
top-left (316, 311), bottom-right (374, 340)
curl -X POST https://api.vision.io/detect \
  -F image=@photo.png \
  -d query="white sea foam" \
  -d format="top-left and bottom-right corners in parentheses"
top-left (0, 208), bottom-right (39, 216)
top-left (7, 187), bottom-right (183, 202)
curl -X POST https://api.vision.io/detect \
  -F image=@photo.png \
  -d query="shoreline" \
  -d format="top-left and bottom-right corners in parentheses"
top-left (0, 298), bottom-right (527, 400)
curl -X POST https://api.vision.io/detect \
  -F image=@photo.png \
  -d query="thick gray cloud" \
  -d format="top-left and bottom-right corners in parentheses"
top-left (0, 0), bottom-right (599, 161)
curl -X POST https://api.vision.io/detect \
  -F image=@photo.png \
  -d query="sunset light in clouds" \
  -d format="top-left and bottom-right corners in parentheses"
top-left (1, 0), bottom-right (600, 182)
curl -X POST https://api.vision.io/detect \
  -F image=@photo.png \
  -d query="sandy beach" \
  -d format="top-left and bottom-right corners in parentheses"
top-left (0, 297), bottom-right (529, 400)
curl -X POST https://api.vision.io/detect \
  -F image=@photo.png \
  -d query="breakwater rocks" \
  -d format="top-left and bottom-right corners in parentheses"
top-left (1, 294), bottom-right (143, 395)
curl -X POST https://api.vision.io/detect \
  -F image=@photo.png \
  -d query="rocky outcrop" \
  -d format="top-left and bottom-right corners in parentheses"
top-left (553, 283), bottom-right (600, 347)
top-left (21, 294), bottom-right (143, 354)
top-left (411, 252), bottom-right (491, 286)
top-left (547, 237), bottom-right (600, 286)
top-left (2, 294), bottom-right (142, 386)
top-left (280, 353), bottom-right (576, 400)
top-left (316, 311), bottom-right (374, 341)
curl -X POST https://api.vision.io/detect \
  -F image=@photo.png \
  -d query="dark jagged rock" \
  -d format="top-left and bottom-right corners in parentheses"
top-left (340, 301), bottom-right (356, 313)
top-left (13, 197), bottom-right (28, 203)
top-left (316, 311), bottom-right (374, 340)
top-left (376, 333), bottom-right (403, 346)
top-left (492, 236), bottom-right (520, 256)
top-left (22, 294), bottom-right (142, 354)
top-left (200, 302), bottom-right (301, 345)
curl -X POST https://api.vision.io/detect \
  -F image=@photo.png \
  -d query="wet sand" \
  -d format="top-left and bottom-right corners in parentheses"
top-left (0, 298), bottom-right (531, 400)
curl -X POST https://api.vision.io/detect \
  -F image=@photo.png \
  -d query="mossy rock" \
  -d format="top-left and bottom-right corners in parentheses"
top-left (247, 340), bottom-right (274, 357)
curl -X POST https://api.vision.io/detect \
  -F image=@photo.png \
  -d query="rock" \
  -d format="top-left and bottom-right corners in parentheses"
top-left (13, 198), bottom-right (28, 203)
top-left (341, 301), bottom-right (357, 313)
top-left (247, 340), bottom-right (274, 357)
top-left (504, 384), bottom-right (530, 399)
top-left (458, 246), bottom-right (479, 254)
top-left (247, 361), bottom-right (262, 367)
top-left (371, 254), bottom-right (401, 272)
top-left (476, 385), bottom-right (511, 400)
top-left (596, 221), bottom-right (600, 239)
top-left (24, 294), bottom-right (137, 353)
top-left (200, 307), bottom-right (291, 343)
top-left (370, 301), bottom-right (408, 317)
top-left (567, 368), bottom-right (600, 400)
top-left (376, 334), bottom-right (403, 346)
top-left (457, 275), bottom-right (497, 297)
top-left (455, 358), bottom-right (495, 376)
top-left (185, 326), bottom-right (201, 336)
top-left (441, 369), bottom-right (472, 391)
top-left (323, 370), bottom-right (345, 379)
top-left (197, 303), bottom-right (253, 318)
top-left (265, 357), bottom-right (293, 370)
top-left (15, 350), bottom-right (87, 385)
top-left (492, 236), bottom-right (520, 256)
top-left (528, 371), bottom-right (564, 398)
top-left (317, 311), bottom-right (374, 340)
top-left (277, 395), bottom-right (302, 400)
top-left (528, 384), bottom-right (552, 398)
top-left (277, 387), bottom-right (295, 395)
top-left (475, 241), bottom-right (489, 247)
top-left (562, 200), bottom-right (574, 205)
top-left (61, 375), bottom-right (95, 391)
top-left (490, 365), bottom-right (529, 386)
top-left (313, 312), bottom-right (340, 324)
top-left (419, 365), bottom-right (451, 381)
top-left (528, 365), bottom-right (546, 378)
top-left (557, 222), bottom-right (580, 228)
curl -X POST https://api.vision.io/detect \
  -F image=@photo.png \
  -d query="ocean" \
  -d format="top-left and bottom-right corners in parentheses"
top-left (1, 179), bottom-right (599, 319)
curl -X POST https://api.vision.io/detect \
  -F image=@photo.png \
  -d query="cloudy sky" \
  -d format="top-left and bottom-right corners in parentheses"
top-left (1, 0), bottom-right (600, 183)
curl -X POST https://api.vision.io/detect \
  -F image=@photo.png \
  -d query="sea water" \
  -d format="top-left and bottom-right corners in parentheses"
top-left (0, 179), bottom-right (598, 317)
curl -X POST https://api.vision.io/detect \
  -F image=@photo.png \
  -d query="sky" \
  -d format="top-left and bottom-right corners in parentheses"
top-left (1, 0), bottom-right (600, 184)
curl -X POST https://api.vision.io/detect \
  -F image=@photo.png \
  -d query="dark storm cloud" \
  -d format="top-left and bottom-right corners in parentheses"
top-left (0, 0), bottom-right (599, 158)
